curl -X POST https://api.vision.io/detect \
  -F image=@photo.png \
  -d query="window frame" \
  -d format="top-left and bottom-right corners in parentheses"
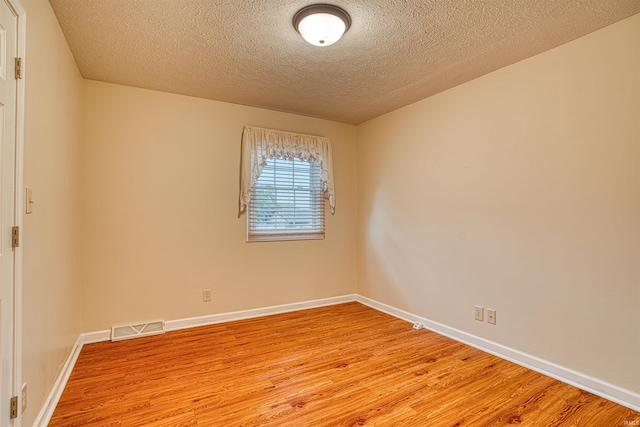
top-left (247, 156), bottom-right (326, 242)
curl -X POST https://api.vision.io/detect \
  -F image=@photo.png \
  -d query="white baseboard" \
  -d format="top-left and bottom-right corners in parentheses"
top-left (80, 329), bottom-right (111, 344)
top-left (355, 295), bottom-right (640, 412)
top-left (33, 293), bottom-right (639, 425)
top-left (166, 294), bottom-right (358, 331)
top-left (32, 336), bottom-right (84, 427)
top-left (32, 331), bottom-right (112, 426)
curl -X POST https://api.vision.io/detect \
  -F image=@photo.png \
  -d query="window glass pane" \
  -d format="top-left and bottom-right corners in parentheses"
top-left (248, 157), bottom-right (325, 241)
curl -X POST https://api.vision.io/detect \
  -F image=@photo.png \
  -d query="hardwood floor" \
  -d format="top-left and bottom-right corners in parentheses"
top-left (49, 302), bottom-right (638, 426)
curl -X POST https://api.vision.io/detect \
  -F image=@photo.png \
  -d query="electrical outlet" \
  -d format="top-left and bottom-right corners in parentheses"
top-left (474, 305), bottom-right (484, 321)
top-left (203, 289), bottom-right (212, 302)
top-left (21, 383), bottom-right (27, 413)
top-left (487, 309), bottom-right (496, 324)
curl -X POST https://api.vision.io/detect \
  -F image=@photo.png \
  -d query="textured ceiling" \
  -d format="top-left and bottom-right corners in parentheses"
top-left (49, 1), bottom-right (640, 125)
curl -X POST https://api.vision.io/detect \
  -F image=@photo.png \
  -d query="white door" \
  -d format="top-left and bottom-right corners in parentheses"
top-left (0, 0), bottom-right (17, 425)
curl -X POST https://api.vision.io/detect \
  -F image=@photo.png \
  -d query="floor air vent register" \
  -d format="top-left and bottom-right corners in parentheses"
top-left (111, 320), bottom-right (165, 342)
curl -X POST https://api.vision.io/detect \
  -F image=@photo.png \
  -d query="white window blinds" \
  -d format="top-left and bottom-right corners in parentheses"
top-left (239, 126), bottom-right (335, 242)
top-left (249, 157), bottom-right (325, 241)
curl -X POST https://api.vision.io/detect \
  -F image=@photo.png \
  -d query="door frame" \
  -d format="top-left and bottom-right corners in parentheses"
top-left (4, 0), bottom-right (25, 425)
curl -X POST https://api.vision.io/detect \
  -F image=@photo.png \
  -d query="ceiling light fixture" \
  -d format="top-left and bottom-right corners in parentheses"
top-left (293, 4), bottom-right (351, 47)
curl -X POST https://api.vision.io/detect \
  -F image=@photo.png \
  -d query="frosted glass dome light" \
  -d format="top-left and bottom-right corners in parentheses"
top-left (293, 4), bottom-right (351, 47)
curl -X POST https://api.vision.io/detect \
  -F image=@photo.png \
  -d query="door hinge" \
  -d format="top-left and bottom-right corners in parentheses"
top-left (10, 396), bottom-right (18, 419)
top-left (12, 226), bottom-right (19, 248)
top-left (15, 57), bottom-right (23, 80)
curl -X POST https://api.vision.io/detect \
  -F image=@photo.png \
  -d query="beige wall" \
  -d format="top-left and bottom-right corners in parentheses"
top-left (357, 14), bottom-right (640, 393)
top-left (80, 81), bottom-right (358, 332)
top-left (21, 0), bottom-right (83, 425)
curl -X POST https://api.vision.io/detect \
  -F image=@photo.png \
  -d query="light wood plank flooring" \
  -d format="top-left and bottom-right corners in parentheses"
top-left (49, 302), bottom-right (638, 426)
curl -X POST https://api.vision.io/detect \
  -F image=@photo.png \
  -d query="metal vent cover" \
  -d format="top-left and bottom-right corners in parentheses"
top-left (111, 320), bottom-right (165, 342)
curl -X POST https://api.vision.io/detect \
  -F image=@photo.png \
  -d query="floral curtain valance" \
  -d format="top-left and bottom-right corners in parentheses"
top-left (239, 126), bottom-right (335, 214)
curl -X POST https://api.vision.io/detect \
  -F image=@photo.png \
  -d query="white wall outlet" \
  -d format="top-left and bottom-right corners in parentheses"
top-left (474, 305), bottom-right (484, 321)
top-left (487, 309), bottom-right (496, 324)
top-left (202, 289), bottom-right (212, 302)
top-left (412, 321), bottom-right (423, 330)
top-left (21, 383), bottom-right (27, 412)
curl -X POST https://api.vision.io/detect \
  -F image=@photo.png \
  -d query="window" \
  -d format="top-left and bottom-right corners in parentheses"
top-left (239, 126), bottom-right (335, 242)
top-left (249, 157), bottom-right (324, 241)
